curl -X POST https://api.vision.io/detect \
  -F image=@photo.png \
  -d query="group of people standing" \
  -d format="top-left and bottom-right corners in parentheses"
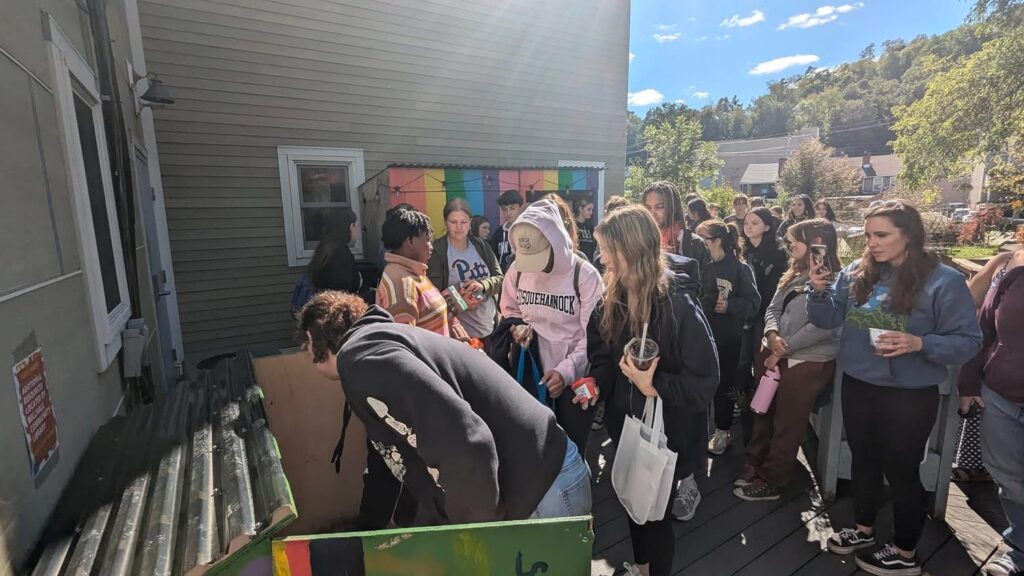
top-left (297, 181), bottom-right (1022, 576)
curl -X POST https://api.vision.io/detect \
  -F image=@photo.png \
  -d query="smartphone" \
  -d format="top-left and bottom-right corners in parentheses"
top-left (810, 244), bottom-right (831, 279)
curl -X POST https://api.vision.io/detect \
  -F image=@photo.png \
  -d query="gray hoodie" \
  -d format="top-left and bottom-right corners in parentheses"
top-left (763, 275), bottom-right (841, 362)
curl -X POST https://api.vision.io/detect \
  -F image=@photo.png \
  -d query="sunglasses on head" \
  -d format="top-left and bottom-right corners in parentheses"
top-left (869, 200), bottom-right (905, 210)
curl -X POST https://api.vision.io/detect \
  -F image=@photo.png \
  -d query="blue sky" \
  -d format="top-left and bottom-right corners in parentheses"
top-left (628, 0), bottom-right (972, 110)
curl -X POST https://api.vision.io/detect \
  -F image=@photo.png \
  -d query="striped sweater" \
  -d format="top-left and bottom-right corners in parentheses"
top-left (376, 253), bottom-right (451, 337)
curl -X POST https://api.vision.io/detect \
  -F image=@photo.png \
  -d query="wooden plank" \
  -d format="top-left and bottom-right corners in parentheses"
top-left (733, 499), bottom-right (855, 576)
top-left (670, 470), bottom-right (812, 573)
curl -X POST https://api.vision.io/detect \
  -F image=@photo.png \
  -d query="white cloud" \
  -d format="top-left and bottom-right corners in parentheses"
top-left (693, 91), bottom-right (710, 99)
top-left (653, 32), bottom-right (682, 43)
top-left (721, 9), bottom-right (765, 28)
top-left (655, 23), bottom-right (677, 31)
top-left (779, 3), bottom-right (864, 30)
top-left (688, 17), bottom-right (697, 22)
top-left (629, 52), bottom-right (636, 62)
top-left (628, 89), bottom-right (665, 107)
top-left (749, 54), bottom-right (820, 75)
top-left (674, 99), bottom-right (686, 105)
top-left (716, 34), bottom-right (731, 40)
top-left (694, 35), bottom-right (709, 42)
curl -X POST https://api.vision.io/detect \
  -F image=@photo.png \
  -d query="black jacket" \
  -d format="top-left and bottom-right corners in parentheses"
top-left (337, 306), bottom-right (566, 524)
top-left (587, 272), bottom-right (719, 453)
top-left (744, 240), bottom-right (788, 320)
top-left (674, 227), bottom-right (719, 313)
top-left (488, 225), bottom-right (514, 272)
top-left (311, 244), bottom-right (362, 293)
top-left (707, 254), bottom-right (761, 343)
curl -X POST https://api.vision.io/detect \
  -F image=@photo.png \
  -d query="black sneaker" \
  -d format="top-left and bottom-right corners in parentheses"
top-left (826, 527), bottom-right (876, 555)
top-left (733, 478), bottom-right (782, 501)
top-left (855, 544), bottom-right (921, 576)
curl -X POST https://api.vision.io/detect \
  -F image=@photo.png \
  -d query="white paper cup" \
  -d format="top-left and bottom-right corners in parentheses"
top-left (869, 328), bottom-right (885, 351)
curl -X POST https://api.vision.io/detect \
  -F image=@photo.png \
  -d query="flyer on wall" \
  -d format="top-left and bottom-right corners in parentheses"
top-left (12, 347), bottom-right (59, 479)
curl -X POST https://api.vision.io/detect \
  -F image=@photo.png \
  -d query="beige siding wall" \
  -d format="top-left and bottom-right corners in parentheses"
top-left (0, 1), bottom-right (164, 570)
top-left (139, 0), bottom-right (629, 361)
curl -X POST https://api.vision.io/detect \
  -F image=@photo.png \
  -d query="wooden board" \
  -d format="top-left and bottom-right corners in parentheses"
top-left (254, 351), bottom-right (368, 536)
top-left (272, 517), bottom-right (593, 576)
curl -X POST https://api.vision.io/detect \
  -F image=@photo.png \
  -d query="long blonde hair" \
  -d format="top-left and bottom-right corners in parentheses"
top-left (596, 205), bottom-right (670, 343)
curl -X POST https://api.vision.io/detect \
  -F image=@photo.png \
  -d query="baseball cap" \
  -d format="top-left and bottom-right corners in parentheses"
top-left (510, 223), bottom-right (552, 273)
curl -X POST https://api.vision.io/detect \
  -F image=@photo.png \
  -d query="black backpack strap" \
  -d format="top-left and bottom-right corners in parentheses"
top-left (330, 400), bottom-right (353, 474)
top-left (573, 257), bottom-right (582, 302)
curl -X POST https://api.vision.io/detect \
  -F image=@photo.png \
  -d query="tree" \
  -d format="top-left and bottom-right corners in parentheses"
top-left (629, 115), bottom-right (722, 194)
top-left (892, 27), bottom-right (1024, 187)
top-left (778, 140), bottom-right (861, 198)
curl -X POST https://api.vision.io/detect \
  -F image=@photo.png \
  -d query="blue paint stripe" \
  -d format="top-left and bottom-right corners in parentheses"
top-left (462, 170), bottom-right (485, 216)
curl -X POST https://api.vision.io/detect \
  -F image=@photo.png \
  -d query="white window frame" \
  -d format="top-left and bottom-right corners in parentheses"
top-left (278, 146), bottom-right (365, 267)
top-left (558, 160), bottom-right (606, 219)
top-left (46, 15), bottom-right (132, 371)
top-left (872, 176), bottom-right (884, 192)
top-left (888, 176), bottom-right (897, 190)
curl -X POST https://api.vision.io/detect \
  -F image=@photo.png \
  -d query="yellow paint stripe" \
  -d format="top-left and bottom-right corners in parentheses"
top-left (272, 540), bottom-right (292, 576)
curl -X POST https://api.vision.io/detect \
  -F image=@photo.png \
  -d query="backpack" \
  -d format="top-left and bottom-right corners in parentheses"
top-left (291, 273), bottom-right (315, 315)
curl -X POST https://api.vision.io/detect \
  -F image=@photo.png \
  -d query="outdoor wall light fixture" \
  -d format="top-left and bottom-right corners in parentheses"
top-left (131, 70), bottom-right (175, 107)
top-left (139, 78), bottom-right (175, 106)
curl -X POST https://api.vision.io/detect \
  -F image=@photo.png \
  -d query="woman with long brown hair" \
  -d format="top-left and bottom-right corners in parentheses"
top-left (735, 218), bottom-right (841, 500)
top-left (588, 206), bottom-right (718, 576)
top-left (808, 201), bottom-right (981, 576)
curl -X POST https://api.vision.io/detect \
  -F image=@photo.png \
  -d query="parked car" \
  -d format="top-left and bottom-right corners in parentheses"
top-left (952, 208), bottom-right (972, 222)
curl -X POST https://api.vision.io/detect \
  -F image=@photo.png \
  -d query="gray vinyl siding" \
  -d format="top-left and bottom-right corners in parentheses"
top-left (139, 0), bottom-right (629, 361)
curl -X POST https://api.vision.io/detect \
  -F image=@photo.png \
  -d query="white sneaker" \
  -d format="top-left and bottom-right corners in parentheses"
top-left (708, 429), bottom-right (731, 455)
top-left (672, 475), bottom-right (701, 521)
top-left (622, 562), bottom-right (643, 576)
top-left (984, 552), bottom-right (1022, 576)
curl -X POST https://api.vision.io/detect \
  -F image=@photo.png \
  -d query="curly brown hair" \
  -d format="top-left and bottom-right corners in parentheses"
top-left (295, 291), bottom-right (369, 363)
top-left (851, 201), bottom-right (938, 314)
top-left (779, 218), bottom-right (841, 289)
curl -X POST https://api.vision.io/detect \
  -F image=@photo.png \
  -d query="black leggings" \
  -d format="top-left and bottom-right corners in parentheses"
top-left (607, 408), bottom-right (677, 575)
top-left (713, 337), bottom-right (742, 431)
top-left (842, 374), bottom-right (939, 551)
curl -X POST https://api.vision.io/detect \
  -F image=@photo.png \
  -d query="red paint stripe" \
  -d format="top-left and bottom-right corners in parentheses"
top-left (285, 540), bottom-right (312, 576)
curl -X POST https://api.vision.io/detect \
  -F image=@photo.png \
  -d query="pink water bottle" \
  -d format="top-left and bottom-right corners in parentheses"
top-left (750, 366), bottom-right (781, 414)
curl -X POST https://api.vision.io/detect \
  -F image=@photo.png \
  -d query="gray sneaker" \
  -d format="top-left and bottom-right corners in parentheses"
top-left (672, 475), bottom-right (701, 521)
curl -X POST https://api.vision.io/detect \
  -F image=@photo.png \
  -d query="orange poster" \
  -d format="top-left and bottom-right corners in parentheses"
top-left (12, 348), bottom-right (58, 478)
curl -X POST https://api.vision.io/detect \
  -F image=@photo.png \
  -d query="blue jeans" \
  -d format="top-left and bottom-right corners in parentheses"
top-left (981, 385), bottom-right (1024, 567)
top-left (531, 440), bottom-right (592, 519)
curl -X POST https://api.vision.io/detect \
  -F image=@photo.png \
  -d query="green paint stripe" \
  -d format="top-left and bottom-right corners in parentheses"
top-left (445, 168), bottom-right (466, 201)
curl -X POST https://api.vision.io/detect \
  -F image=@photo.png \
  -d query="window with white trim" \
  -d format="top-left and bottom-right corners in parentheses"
top-left (278, 147), bottom-right (365, 266)
top-left (872, 176), bottom-right (884, 192)
top-left (47, 15), bottom-right (131, 371)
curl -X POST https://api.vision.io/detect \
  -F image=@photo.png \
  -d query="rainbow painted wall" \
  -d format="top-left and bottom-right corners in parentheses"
top-left (385, 166), bottom-right (601, 234)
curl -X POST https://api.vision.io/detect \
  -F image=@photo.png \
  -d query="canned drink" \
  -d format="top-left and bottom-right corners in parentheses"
top-left (446, 286), bottom-right (469, 312)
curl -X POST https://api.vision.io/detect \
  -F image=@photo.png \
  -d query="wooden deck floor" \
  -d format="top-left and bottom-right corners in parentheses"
top-left (585, 425), bottom-right (1007, 576)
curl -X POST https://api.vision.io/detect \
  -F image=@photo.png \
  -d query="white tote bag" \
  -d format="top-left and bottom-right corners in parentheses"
top-left (611, 397), bottom-right (678, 524)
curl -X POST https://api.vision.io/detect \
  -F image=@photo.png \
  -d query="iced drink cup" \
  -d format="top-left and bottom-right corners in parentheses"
top-left (624, 337), bottom-right (659, 371)
top-left (869, 328), bottom-right (885, 353)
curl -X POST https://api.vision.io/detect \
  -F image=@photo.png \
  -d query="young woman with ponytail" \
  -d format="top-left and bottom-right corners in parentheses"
top-left (695, 220), bottom-right (761, 455)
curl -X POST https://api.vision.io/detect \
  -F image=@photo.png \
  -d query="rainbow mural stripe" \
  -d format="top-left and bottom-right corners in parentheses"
top-left (386, 166), bottom-right (600, 234)
top-left (271, 517), bottom-right (592, 576)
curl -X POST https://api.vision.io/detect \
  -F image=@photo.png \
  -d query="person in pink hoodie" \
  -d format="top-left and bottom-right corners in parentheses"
top-left (498, 199), bottom-right (604, 453)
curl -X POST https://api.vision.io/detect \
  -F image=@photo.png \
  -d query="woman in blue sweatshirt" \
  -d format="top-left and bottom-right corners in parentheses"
top-left (807, 201), bottom-right (981, 576)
